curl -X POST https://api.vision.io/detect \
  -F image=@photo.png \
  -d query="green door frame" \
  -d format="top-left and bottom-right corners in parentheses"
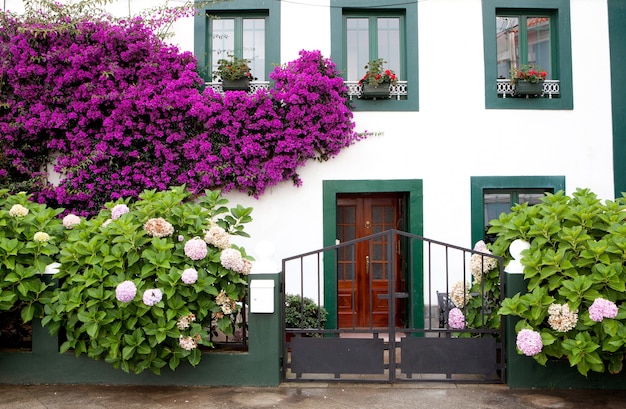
top-left (322, 180), bottom-right (423, 329)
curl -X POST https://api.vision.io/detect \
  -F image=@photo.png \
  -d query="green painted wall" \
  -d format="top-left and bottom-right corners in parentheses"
top-left (0, 274), bottom-right (281, 386)
top-left (609, 1), bottom-right (626, 198)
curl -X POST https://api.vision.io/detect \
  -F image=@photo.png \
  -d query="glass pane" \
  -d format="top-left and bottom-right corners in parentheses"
top-left (373, 243), bottom-right (383, 261)
top-left (211, 19), bottom-right (235, 75)
top-left (344, 263), bottom-right (354, 281)
top-left (243, 18), bottom-right (265, 80)
top-left (484, 193), bottom-right (512, 225)
top-left (518, 193), bottom-right (544, 206)
top-left (346, 18), bottom-right (370, 81)
top-left (373, 263), bottom-right (384, 280)
top-left (527, 17), bottom-right (551, 78)
top-left (384, 206), bottom-right (394, 227)
top-left (377, 18), bottom-right (401, 79)
top-left (496, 16), bottom-right (519, 79)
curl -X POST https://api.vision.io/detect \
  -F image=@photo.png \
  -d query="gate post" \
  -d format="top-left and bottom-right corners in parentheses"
top-left (248, 241), bottom-right (282, 386)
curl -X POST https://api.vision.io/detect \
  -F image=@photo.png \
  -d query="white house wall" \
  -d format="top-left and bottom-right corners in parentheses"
top-left (3, 0), bottom-right (615, 302)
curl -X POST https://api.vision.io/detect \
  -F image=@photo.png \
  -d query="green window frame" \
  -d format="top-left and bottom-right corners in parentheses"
top-left (482, 0), bottom-right (573, 110)
top-left (193, 0), bottom-right (280, 83)
top-left (470, 176), bottom-right (566, 246)
top-left (496, 12), bottom-right (554, 80)
top-left (331, 0), bottom-right (418, 112)
top-left (344, 12), bottom-right (404, 84)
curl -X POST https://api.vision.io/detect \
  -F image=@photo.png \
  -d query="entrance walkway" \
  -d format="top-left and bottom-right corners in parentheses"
top-left (1, 383), bottom-right (625, 408)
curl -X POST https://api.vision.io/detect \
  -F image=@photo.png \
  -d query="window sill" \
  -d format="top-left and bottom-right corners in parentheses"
top-left (497, 79), bottom-right (560, 99)
top-left (345, 81), bottom-right (408, 101)
top-left (205, 81), bottom-right (271, 94)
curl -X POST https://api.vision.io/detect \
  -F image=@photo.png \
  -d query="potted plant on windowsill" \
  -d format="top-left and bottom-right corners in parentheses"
top-left (510, 64), bottom-right (547, 96)
top-left (213, 54), bottom-right (255, 91)
top-left (358, 58), bottom-right (397, 99)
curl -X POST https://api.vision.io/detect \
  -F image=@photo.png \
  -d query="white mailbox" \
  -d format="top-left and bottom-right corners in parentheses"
top-left (250, 279), bottom-right (275, 313)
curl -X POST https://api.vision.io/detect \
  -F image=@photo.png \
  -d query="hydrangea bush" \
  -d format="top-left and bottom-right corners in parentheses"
top-left (492, 189), bottom-right (626, 376)
top-left (447, 241), bottom-right (502, 334)
top-left (41, 186), bottom-right (253, 374)
top-left (0, 191), bottom-right (64, 324)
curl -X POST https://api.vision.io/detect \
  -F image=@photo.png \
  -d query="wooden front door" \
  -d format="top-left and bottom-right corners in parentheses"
top-left (336, 193), bottom-right (407, 328)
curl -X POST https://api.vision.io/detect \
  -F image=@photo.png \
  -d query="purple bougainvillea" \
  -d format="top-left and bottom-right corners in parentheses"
top-left (0, 6), bottom-right (362, 215)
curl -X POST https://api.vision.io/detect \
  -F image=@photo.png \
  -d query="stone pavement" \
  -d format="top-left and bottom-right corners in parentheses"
top-left (2, 383), bottom-right (626, 408)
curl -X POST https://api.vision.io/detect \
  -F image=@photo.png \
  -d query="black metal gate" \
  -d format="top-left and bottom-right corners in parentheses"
top-left (281, 230), bottom-right (505, 383)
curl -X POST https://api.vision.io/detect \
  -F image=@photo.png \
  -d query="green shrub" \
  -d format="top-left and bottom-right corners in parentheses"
top-left (41, 186), bottom-right (253, 374)
top-left (493, 188), bottom-right (626, 376)
top-left (284, 294), bottom-right (327, 332)
top-left (0, 191), bottom-right (64, 323)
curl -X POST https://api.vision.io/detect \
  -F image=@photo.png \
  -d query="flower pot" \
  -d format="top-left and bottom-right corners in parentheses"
top-left (360, 83), bottom-right (391, 99)
top-left (222, 78), bottom-right (250, 91)
top-left (514, 80), bottom-right (544, 96)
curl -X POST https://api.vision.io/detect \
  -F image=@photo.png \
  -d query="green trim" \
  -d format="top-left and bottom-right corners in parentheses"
top-left (470, 176), bottom-right (566, 246)
top-left (482, 0), bottom-right (573, 110)
top-left (331, 0), bottom-right (418, 111)
top-left (193, 0), bottom-right (280, 82)
top-left (608, 1), bottom-right (626, 198)
top-left (322, 180), bottom-right (423, 329)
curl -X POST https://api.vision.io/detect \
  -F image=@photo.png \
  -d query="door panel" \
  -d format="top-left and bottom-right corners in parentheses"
top-left (337, 194), bottom-right (406, 328)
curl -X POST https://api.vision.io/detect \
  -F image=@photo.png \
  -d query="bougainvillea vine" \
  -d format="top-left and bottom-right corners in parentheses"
top-left (0, 4), bottom-right (363, 215)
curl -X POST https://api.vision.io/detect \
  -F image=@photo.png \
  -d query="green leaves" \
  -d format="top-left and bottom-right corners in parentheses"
top-left (37, 186), bottom-right (251, 374)
top-left (490, 188), bottom-right (626, 377)
top-left (561, 332), bottom-right (604, 376)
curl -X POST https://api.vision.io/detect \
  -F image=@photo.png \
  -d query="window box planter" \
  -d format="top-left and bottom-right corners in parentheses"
top-left (360, 83), bottom-right (391, 99)
top-left (222, 78), bottom-right (250, 91)
top-left (514, 80), bottom-right (544, 96)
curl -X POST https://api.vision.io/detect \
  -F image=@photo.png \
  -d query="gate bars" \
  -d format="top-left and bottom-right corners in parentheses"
top-left (281, 229), bottom-right (505, 383)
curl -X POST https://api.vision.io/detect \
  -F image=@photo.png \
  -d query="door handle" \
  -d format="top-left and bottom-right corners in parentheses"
top-left (366, 255), bottom-right (370, 275)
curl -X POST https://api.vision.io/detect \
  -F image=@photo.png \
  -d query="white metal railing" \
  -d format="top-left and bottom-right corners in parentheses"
top-left (345, 80), bottom-right (408, 100)
top-left (205, 81), bottom-right (271, 94)
top-left (497, 79), bottom-right (560, 99)
top-left (206, 80), bottom-right (408, 100)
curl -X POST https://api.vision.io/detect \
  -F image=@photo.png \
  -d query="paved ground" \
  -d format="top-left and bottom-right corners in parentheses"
top-left (2, 383), bottom-right (626, 409)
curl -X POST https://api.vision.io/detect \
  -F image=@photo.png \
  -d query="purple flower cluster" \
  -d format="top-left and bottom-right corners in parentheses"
top-left (181, 268), bottom-right (198, 284)
top-left (142, 288), bottom-right (163, 306)
top-left (115, 280), bottom-right (137, 303)
top-left (0, 6), bottom-right (363, 215)
top-left (447, 307), bottom-right (466, 330)
top-left (516, 329), bottom-right (543, 356)
top-left (184, 237), bottom-right (207, 261)
top-left (589, 298), bottom-right (618, 322)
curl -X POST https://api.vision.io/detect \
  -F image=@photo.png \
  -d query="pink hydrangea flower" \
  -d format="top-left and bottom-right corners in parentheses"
top-left (589, 298), bottom-right (618, 322)
top-left (142, 288), bottom-right (163, 306)
top-left (220, 248), bottom-right (244, 272)
top-left (111, 204), bottom-right (130, 220)
top-left (181, 268), bottom-right (198, 284)
top-left (143, 217), bottom-right (174, 237)
top-left (184, 237), bottom-right (207, 260)
top-left (115, 280), bottom-right (137, 303)
top-left (516, 329), bottom-right (543, 356)
top-left (448, 307), bottom-right (466, 330)
top-left (62, 213), bottom-right (81, 229)
top-left (179, 335), bottom-right (197, 351)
